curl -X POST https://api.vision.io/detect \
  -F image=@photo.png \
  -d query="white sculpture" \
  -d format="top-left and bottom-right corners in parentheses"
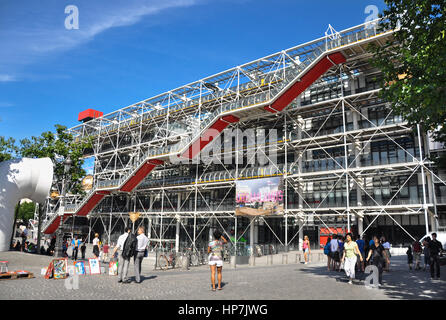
top-left (0, 158), bottom-right (53, 251)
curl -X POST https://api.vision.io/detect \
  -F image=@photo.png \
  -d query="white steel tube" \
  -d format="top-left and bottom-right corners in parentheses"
top-left (0, 158), bottom-right (53, 251)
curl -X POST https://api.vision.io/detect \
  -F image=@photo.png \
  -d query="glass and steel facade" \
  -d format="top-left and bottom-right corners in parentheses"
top-left (43, 20), bottom-right (446, 251)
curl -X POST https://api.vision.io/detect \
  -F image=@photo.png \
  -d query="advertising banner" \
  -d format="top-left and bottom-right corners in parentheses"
top-left (235, 177), bottom-right (284, 216)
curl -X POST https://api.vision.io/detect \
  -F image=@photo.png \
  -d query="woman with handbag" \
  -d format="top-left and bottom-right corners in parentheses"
top-left (208, 230), bottom-right (227, 291)
top-left (366, 235), bottom-right (390, 286)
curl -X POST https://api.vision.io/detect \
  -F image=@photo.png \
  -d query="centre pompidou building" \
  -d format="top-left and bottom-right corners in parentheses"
top-left (41, 19), bottom-right (446, 254)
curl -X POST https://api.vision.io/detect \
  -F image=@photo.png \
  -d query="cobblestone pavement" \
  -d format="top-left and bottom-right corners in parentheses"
top-left (0, 251), bottom-right (445, 300)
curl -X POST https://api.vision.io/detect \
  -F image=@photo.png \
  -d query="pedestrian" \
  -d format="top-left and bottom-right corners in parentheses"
top-left (366, 235), bottom-right (389, 286)
top-left (112, 227), bottom-right (136, 283)
top-left (208, 230), bottom-right (228, 291)
top-left (338, 236), bottom-right (344, 271)
top-left (330, 235), bottom-right (340, 271)
top-left (406, 246), bottom-right (413, 270)
top-left (356, 235), bottom-right (365, 272)
top-left (428, 233), bottom-right (442, 280)
top-left (71, 236), bottom-right (80, 261)
top-left (134, 227), bottom-right (149, 284)
top-left (412, 239), bottom-right (422, 270)
top-left (92, 233), bottom-right (100, 259)
top-left (80, 238), bottom-right (86, 260)
top-left (324, 237), bottom-right (332, 271)
top-left (381, 236), bottom-right (391, 271)
top-left (303, 235), bottom-right (311, 264)
top-left (102, 243), bottom-right (110, 263)
top-left (62, 239), bottom-right (68, 257)
top-left (341, 233), bottom-right (363, 284)
top-left (422, 237), bottom-right (431, 271)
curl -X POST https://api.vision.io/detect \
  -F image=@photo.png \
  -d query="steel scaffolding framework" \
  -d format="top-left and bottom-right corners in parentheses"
top-left (42, 19), bottom-right (446, 252)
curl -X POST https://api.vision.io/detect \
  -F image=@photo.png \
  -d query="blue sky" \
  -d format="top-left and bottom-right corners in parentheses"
top-left (0, 0), bottom-right (386, 144)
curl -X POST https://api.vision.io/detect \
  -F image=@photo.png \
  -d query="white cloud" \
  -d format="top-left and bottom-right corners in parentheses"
top-left (0, 75), bottom-right (17, 82)
top-left (0, 0), bottom-right (201, 80)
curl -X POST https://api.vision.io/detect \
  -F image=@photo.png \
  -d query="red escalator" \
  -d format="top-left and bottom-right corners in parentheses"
top-left (264, 52), bottom-right (346, 113)
top-left (181, 115), bottom-right (240, 159)
top-left (46, 51), bottom-right (346, 230)
top-left (43, 191), bottom-right (110, 234)
top-left (43, 214), bottom-right (71, 235)
top-left (120, 159), bottom-right (164, 192)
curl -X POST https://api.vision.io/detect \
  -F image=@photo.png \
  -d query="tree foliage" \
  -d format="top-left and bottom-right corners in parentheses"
top-left (370, 0), bottom-right (446, 166)
top-left (0, 136), bottom-right (18, 162)
top-left (15, 202), bottom-right (36, 222)
top-left (19, 124), bottom-right (92, 194)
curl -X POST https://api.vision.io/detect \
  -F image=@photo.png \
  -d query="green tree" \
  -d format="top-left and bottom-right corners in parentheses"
top-left (19, 124), bottom-right (92, 252)
top-left (0, 136), bottom-right (18, 162)
top-left (20, 124), bottom-right (92, 194)
top-left (370, 0), bottom-right (446, 167)
top-left (16, 202), bottom-right (36, 222)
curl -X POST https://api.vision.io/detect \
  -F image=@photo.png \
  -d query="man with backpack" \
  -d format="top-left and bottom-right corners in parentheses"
top-left (112, 227), bottom-right (137, 283)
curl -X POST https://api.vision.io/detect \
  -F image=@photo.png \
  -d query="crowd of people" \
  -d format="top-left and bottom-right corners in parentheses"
top-left (9, 224), bottom-right (443, 290)
top-left (406, 233), bottom-right (442, 280)
top-left (322, 232), bottom-right (443, 285)
top-left (323, 233), bottom-right (391, 286)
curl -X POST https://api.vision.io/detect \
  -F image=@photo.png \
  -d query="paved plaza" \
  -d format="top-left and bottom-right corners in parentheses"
top-left (0, 250), bottom-right (445, 300)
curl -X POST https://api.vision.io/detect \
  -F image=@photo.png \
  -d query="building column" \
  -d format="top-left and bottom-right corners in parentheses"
top-left (298, 219), bottom-right (304, 251)
top-left (250, 217), bottom-right (255, 256)
top-left (352, 110), bottom-right (363, 235)
top-left (357, 216), bottom-right (364, 236)
top-left (175, 193), bottom-right (181, 252)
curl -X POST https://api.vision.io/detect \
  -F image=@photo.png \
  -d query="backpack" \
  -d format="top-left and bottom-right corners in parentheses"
top-left (122, 233), bottom-right (137, 259)
top-left (324, 242), bottom-right (331, 255)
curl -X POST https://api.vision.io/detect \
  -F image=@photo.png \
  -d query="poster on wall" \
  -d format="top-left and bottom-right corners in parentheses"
top-left (74, 261), bottom-right (86, 275)
top-left (235, 177), bottom-right (284, 216)
top-left (88, 258), bottom-right (101, 275)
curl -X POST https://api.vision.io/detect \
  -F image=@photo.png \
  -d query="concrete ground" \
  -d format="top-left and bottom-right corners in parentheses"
top-left (0, 248), bottom-right (445, 300)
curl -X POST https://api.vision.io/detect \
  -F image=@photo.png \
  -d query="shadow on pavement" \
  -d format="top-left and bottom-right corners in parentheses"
top-left (298, 256), bottom-right (446, 300)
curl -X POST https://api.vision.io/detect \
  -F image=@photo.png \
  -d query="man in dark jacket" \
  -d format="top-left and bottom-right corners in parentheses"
top-left (112, 227), bottom-right (137, 283)
top-left (429, 233), bottom-right (442, 280)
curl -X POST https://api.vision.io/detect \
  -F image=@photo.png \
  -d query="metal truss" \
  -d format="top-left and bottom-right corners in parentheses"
top-left (41, 19), bottom-right (446, 250)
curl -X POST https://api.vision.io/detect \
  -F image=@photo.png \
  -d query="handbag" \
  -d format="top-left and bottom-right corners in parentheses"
top-left (144, 248), bottom-right (148, 257)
